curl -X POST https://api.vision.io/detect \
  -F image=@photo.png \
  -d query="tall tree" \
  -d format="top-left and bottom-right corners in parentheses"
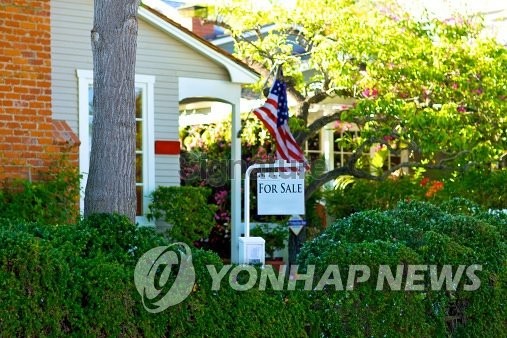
top-left (211, 0), bottom-right (507, 198)
top-left (85, 0), bottom-right (141, 221)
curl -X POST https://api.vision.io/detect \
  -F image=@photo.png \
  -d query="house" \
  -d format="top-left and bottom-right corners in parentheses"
top-left (0, 0), bottom-right (258, 235)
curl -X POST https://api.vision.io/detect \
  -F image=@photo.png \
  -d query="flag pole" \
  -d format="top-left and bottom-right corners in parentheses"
top-left (237, 62), bottom-right (282, 138)
top-left (274, 63), bottom-right (282, 80)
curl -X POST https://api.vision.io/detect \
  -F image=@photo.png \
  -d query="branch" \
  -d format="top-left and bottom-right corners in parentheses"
top-left (379, 150), bottom-right (470, 179)
top-left (305, 139), bottom-right (377, 200)
top-left (298, 90), bottom-right (331, 122)
top-left (305, 166), bottom-right (350, 200)
top-left (296, 108), bottom-right (350, 144)
top-left (305, 148), bottom-right (470, 201)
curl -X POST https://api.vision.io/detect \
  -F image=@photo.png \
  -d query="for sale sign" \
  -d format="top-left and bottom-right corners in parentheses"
top-left (256, 171), bottom-right (305, 215)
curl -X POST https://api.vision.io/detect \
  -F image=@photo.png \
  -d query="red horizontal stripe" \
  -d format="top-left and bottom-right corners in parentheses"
top-left (155, 140), bottom-right (180, 155)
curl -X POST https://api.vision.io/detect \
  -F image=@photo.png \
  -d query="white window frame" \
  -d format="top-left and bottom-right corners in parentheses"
top-left (77, 69), bottom-right (155, 225)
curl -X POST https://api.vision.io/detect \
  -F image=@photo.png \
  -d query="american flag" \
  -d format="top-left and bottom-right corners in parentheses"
top-left (253, 79), bottom-right (309, 169)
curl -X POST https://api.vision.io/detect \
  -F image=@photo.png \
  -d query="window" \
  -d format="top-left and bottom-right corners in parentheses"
top-left (304, 133), bottom-right (321, 164)
top-left (77, 70), bottom-right (155, 222)
top-left (333, 129), bottom-right (360, 168)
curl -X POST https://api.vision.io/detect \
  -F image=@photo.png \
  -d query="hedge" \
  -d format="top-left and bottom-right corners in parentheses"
top-left (1, 200), bottom-right (504, 336)
top-left (298, 199), bottom-right (506, 337)
top-left (0, 214), bottom-right (312, 336)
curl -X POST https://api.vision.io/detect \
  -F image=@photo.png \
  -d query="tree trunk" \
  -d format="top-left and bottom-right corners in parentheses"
top-left (84, 0), bottom-right (141, 222)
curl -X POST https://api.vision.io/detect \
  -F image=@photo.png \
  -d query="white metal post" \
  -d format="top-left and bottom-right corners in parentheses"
top-left (230, 102), bottom-right (242, 263)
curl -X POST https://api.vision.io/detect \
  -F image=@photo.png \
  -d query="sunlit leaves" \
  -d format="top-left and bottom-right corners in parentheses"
top-left (213, 0), bottom-right (507, 169)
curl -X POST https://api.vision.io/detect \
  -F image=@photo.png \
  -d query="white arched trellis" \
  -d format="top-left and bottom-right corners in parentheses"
top-left (179, 77), bottom-right (243, 263)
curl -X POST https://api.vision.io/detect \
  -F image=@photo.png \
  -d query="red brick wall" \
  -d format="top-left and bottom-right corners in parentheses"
top-left (0, 0), bottom-right (78, 181)
top-left (191, 17), bottom-right (215, 39)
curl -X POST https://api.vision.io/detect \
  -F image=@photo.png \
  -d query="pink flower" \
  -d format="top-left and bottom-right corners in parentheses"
top-left (457, 105), bottom-right (466, 113)
top-left (362, 88), bottom-right (379, 98)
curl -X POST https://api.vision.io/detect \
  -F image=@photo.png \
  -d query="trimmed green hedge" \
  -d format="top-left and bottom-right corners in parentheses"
top-left (0, 165), bottom-right (80, 224)
top-left (147, 186), bottom-right (217, 245)
top-left (0, 214), bottom-right (312, 336)
top-left (298, 199), bottom-right (506, 337)
top-left (1, 200), bottom-right (504, 336)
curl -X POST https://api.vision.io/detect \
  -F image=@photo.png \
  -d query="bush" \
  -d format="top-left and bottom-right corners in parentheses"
top-left (298, 200), bottom-right (506, 337)
top-left (147, 186), bottom-right (217, 245)
top-left (0, 163), bottom-right (80, 224)
top-left (0, 214), bottom-right (314, 336)
top-left (3, 202), bottom-right (503, 336)
top-left (0, 214), bottom-right (167, 336)
top-left (324, 169), bottom-right (507, 219)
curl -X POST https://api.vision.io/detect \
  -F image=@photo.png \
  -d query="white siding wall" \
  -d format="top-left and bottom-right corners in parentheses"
top-left (51, 0), bottom-right (93, 132)
top-left (51, 0), bottom-right (230, 187)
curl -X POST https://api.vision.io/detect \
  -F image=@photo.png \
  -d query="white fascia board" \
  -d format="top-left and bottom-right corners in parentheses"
top-left (138, 7), bottom-right (258, 84)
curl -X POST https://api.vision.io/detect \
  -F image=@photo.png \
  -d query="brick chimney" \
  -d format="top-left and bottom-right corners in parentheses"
top-left (178, 5), bottom-right (215, 39)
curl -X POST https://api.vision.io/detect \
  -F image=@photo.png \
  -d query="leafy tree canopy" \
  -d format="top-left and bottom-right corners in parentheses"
top-left (209, 0), bottom-right (507, 196)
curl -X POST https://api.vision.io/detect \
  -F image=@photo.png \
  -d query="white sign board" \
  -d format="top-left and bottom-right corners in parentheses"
top-left (257, 171), bottom-right (305, 215)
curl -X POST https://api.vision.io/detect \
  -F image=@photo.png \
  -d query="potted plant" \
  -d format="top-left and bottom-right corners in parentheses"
top-left (250, 223), bottom-right (287, 270)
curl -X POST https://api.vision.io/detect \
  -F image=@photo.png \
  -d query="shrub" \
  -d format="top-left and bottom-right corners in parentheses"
top-left (0, 163), bottom-right (80, 224)
top-left (250, 223), bottom-right (287, 258)
top-left (324, 169), bottom-right (507, 219)
top-left (147, 186), bottom-right (217, 245)
top-left (0, 214), bottom-right (314, 336)
top-left (0, 214), bottom-right (168, 336)
top-left (298, 200), bottom-right (506, 337)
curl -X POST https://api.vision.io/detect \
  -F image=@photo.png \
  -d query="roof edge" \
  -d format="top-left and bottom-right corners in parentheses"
top-left (139, 4), bottom-right (259, 84)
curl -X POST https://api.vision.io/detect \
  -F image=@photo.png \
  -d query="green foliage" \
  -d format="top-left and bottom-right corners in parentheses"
top-left (324, 169), bottom-right (507, 219)
top-left (180, 116), bottom-right (290, 257)
top-left (147, 186), bottom-right (217, 245)
top-left (213, 0), bottom-right (507, 182)
top-left (159, 253), bottom-right (313, 337)
top-left (298, 200), bottom-right (506, 337)
top-left (1, 205), bottom-right (504, 336)
top-left (0, 162), bottom-right (80, 224)
top-left (0, 214), bottom-right (165, 336)
top-left (180, 115), bottom-right (274, 187)
top-left (0, 214), bottom-right (314, 336)
top-left (250, 223), bottom-right (287, 258)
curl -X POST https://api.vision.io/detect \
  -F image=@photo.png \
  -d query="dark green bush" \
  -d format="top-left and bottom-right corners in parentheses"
top-left (0, 214), bottom-right (167, 336)
top-left (298, 199), bottom-right (506, 337)
top-left (0, 214), bottom-right (314, 336)
top-left (147, 186), bottom-right (217, 245)
top-left (2, 201), bottom-right (503, 336)
top-left (0, 162), bottom-right (80, 224)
